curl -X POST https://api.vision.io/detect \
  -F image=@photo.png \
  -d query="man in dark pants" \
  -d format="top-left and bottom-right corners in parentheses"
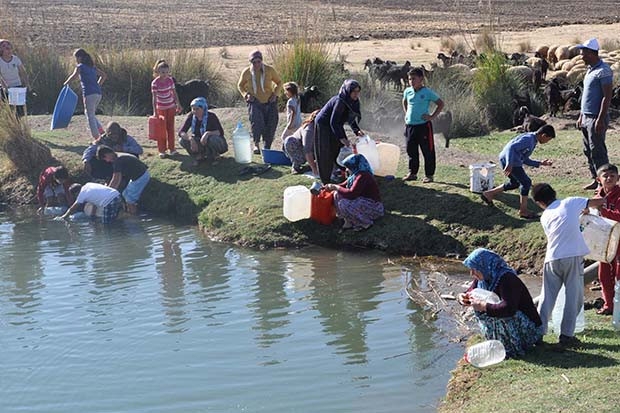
top-left (576, 38), bottom-right (614, 190)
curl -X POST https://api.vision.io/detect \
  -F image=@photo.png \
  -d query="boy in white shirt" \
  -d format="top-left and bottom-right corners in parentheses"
top-left (58, 183), bottom-right (122, 224)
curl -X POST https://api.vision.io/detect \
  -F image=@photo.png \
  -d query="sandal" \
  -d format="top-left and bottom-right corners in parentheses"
top-left (519, 213), bottom-right (539, 220)
top-left (479, 192), bottom-right (494, 206)
top-left (596, 308), bottom-right (612, 315)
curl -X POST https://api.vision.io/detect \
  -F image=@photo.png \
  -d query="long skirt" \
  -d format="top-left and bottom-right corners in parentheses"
top-left (314, 120), bottom-right (342, 184)
top-left (476, 310), bottom-right (543, 358)
top-left (283, 136), bottom-right (306, 169)
top-left (334, 194), bottom-right (384, 230)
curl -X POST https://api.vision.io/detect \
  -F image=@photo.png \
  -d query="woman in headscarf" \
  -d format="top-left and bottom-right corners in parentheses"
top-left (283, 110), bottom-right (319, 176)
top-left (458, 248), bottom-right (543, 358)
top-left (314, 79), bottom-right (365, 184)
top-left (178, 97), bottom-right (227, 166)
top-left (325, 153), bottom-right (383, 231)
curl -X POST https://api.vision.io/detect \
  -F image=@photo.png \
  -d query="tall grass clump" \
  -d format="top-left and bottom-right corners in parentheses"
top-left (268, 25), bottom-right (347, 104)
top-left (472, 52), bottom-right (522, 130)
top-left (600, 38), bottom-right (620, 52)
top-left (0, 101), bottom-right (52, 175)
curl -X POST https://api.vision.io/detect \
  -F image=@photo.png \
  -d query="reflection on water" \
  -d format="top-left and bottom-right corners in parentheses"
top-left (0, 209), bottom-right (463, 413)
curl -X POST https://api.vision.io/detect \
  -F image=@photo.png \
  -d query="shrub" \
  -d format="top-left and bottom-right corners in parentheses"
top-left (517, 40), bottom-right (532, 53)
top-left (599, 38), bottom-right (620, 52)
top-left (475, 29), bottom-right (498, 53)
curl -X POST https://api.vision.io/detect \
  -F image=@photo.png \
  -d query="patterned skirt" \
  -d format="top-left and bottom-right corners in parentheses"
top-left (476, 310), bottom-right (543, 358)
top-left (283, 136), bottom-right (306, 168)
top-left (334, 194), bottom-right (384, 230)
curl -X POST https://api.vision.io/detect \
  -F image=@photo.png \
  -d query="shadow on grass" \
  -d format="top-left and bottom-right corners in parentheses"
top-left (178, 155), bottom-right (284, 183)
top-left (38, 139), bottom-right (89, 157)
top-left (523, 345), bottom-right (619, 368)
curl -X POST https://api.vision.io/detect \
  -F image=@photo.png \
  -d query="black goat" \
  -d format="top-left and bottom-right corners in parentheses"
top-left (299, 86), bottom-right (321, 113)
top-left (175, 79), bottom-right (210, 113)
top-left (544, 79), bottom-right (562, 117)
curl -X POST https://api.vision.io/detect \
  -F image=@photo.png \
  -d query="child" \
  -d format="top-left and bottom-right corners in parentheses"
top-left (481, 124), bottom-right (555, 219)
top-left (283, 110), bottom-right (319, 176)
top-left (151, 59), bottom-right (181, 158)
top-left (97, 146), bottom-right (150, 215)
top-left (280, 81), bottom-right (302, 142)
top-left (402, 67), bottom-right (445, 183)
top-left (593, 163), bottom-right (620, 315)
top-left (36, 166), bottom-right (73, 213)
top-left (532, 183), bottom-right (605, 348)
top-left (64, 48), bottom-right (107, 138)
top-left (0, 39), bottom-right (30, 118)
top-left (58, 182), bottom-right (123, 224)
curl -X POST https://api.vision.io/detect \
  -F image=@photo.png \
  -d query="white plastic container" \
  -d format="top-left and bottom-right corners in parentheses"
top-left (44, 206), bottom-right (68, 216)
top-left (469, 288), bottom-right (501, 304)
top-left (374, 142), bottom-right (400, 177)
top-left (579, 214), bottom-right (620, 263)
top-left (465, 340), bottom-right (506, 367)
top-left (613, 279), bottom-right (620, 331)
top-left (8, 87), bottom-right (27, 106)
top-left (232, 121), bottom-right (252, 164)
top-left (283, 185), bottom-right (311, 222)
top-left (336, 146), bottom-right (353, 167)
top-left (355, 135), bottom-right (380, 174)
top-left (469, 163), bottom-right (496, 193)
top-left (549, 285), bottom-right (585, 335)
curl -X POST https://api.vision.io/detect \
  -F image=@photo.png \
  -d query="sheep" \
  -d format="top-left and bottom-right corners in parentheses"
top-left (555, 45), bottom-right (571, 62)
top-left (175, 79), bottom-right (210, 114)
top-left (506, 65), bottom-right (533, 84)
top-left (299, 85), bottom-right (321, 113)
top-left (547, 45), bottom-right (559, 66)
top-left (535, 45), bottom-right (549, 59)
top-left (431, 111), bottom-right (453, 148)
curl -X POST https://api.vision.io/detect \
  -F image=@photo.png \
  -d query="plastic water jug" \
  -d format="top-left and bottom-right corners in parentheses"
top-left (374, 142), bottom-right (400, 177)
top-left (283, 185), bottom-right (311, 222)
top-left (8, 87), bottom-right (27, 106)
top-left (310, 189), bottom-right (336, 225)
top-left (579, 214), bottom-right (620, 263)
top-left (233, 121), bottom-right (252, 164)
top-left (336, 146), bottom-right (353, 167)
top-left (355, 135), bottom-right (380, 174)
top-left (465, 340), bottom-right (506, 368)
top-left (549, 285), bottom-right (585, 335)
top-left (44, 206), bottom-right (67, 216)
top-left (469, 163), bottom-right (496, 193)
top-left (613, 279), bottom-right (620, 331)
top-left (148, 115), bottom-right (166, 141)
top-left (469, 288), bottom-right (501, 304)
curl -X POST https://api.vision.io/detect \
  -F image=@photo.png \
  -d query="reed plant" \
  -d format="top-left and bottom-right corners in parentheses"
top-left (0, 101), bottom-right (53, 175)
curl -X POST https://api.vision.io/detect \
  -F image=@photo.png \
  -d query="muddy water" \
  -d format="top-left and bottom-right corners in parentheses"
top-left (0, 210), bottom-right (464, 412)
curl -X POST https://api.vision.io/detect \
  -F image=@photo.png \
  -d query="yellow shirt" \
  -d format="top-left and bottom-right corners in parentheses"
top-left (237, 64), bottom-right (283, 104)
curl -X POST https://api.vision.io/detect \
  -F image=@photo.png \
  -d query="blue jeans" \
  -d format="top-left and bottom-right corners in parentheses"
top-left (501, 164), bottom-right (531, 196)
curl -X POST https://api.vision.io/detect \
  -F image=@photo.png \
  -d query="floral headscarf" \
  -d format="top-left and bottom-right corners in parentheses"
top-left (462, 248), bottom-right (517, 291)
top-left (190, 97), bottom-right (209, 135)
top-left (342, 153), bottom-right (373, 188)
top-left (337, 79), bottom-right (361, 124)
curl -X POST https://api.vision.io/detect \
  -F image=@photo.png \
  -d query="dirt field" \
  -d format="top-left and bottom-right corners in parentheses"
top-left (3, 0), bottom-right (620, 50)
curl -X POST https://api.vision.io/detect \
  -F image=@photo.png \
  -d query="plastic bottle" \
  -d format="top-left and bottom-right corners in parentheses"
top-left (355, 135), bottom-right (380, 173)
top-left (549, 285), bottom-right (585, 334)
top-left (232, 121), bottom-right (252, 164)
top-left (465, 340), bottom-right (506, 368)
top-left (282, 186), bottom-right (311, 222)
top-left (468, 288), bottom-right (501, 304)
top-left (613, 279), bottom-right (620, 331)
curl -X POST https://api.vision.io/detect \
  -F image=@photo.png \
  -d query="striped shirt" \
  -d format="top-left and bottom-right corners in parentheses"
top-left (151, 77), bottom-right (176, 110)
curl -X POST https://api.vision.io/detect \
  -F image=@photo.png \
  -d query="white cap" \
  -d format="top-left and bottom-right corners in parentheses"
top-left (577, 38), bottom-right (599, 51)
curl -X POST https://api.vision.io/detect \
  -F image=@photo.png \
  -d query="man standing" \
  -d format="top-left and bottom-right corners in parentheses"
top-left (577, 38), bottom-right (614, 190)
top-left (237, 50), bottom-right (283, 154)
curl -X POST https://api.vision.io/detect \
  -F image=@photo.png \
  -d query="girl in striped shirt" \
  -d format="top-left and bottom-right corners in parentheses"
top-left (151, 59), bottom-right (181, 158)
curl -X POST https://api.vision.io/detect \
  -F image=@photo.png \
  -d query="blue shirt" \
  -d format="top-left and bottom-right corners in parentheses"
top-left (581, 59), bottom-right (613, 115)
top-left (78, 63), bottom-right (102, 96)
top-left (403, 86), bottom-right (440, 126)
top-left (499, 132), bottom-right (540, 168)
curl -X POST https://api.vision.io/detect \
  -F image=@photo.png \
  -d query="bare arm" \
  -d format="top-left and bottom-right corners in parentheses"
top-left (96, 67), bottom-right (107, 86)
top-left (108, 171), bottom-right (122, 189)
top-left (429, 98), bottom-right (444, 120)
top-left (18, 63), bottom-right (30, 88)
top-left (64, 67), bottom-right (79, 86)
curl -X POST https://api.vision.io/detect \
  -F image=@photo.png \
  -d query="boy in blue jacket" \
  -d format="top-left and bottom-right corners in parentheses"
top-left (480, 124), bottom-right (555, 219)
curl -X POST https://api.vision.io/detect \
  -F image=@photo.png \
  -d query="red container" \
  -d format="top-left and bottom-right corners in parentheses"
top-left (310, 189), bottom-right (336, 225)
top-left (148, 115), bottom-right (166, 141)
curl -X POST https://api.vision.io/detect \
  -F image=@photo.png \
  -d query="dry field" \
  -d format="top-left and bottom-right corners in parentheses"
top-left (2, 0), bottom-right (620, 49)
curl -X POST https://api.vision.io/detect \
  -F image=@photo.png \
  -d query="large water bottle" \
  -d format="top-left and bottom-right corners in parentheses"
top-left (613, 279), bottom-right (620, 331)
top-left (549, 285), bottom-right (585, 334)
top-left (232, 121), bottom-right (252, 164)
top-left (468, 288), bottom-right (501, 304)
top-left (465, 340), bottom-right (506, 368)
top-left (355, 135), bottom-right (380, 173)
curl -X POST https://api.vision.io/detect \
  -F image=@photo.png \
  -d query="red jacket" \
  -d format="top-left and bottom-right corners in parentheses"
top-left (36, 167), bottom-right (73, 206)
top-left (335, 172), bottom-right (381, 202)
top-left (596, 185), bottom-right (620, 222)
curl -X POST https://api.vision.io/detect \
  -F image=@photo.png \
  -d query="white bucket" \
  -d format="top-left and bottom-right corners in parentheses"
top-left (580, 214), bottom-right (620, 263)
top-left (8, 87), bottom-right (27, 106)
top-left (469, 163), bottom-right (496, 193)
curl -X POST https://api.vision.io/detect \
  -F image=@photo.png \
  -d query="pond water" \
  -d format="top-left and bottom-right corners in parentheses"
top-left (0, 210), bottom-right (464, 413)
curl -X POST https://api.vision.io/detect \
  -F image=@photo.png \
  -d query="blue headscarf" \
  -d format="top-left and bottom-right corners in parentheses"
top-left (462, 248), bottom-right (517, 292)
top-left (338, 79), bottom-right (361, 124)
top-left (190, 97), bottom-right (209, 135)
top-left (342, 153), bottom-right (373, 188)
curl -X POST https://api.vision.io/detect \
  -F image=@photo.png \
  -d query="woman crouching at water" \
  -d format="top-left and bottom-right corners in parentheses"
top-left (458, 248), bottom-right (543, 358)
top-left (324, 153), bottom-right (384, 231)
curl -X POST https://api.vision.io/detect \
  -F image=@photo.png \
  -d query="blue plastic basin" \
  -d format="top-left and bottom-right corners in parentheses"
top-left (262, 149), bottom-right (292, 166)
top-left (51, 85), bottom-right (78, 130)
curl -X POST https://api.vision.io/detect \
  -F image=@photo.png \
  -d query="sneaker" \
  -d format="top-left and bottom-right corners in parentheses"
top-left (558, 334), bottom-right (582, 348)
top-left (583, 180), bottom-right (599, 190)
top-left (253, 146), bottom-right (261, 155)
top-left (403, 173), bottom-right (417, 181)
top-left (159, 152), bottom-right (167, 159)
top-left (422, 176), bottom-right (434, 183)
top-left (169, 150), bottom-right (179, 156)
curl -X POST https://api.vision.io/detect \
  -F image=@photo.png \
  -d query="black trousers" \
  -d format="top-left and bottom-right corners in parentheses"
top-left (405, 122), bottom-right (435, 177)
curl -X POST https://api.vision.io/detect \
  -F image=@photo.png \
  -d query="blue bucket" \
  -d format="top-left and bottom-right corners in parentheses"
top-left (50, 85), bottom-right (78, 130)
top-left (262, 149), bottom-right (292, 166)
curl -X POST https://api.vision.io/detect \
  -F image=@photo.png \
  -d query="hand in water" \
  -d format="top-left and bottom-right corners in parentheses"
top-left (53, 216), bottom-right (66, 221)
